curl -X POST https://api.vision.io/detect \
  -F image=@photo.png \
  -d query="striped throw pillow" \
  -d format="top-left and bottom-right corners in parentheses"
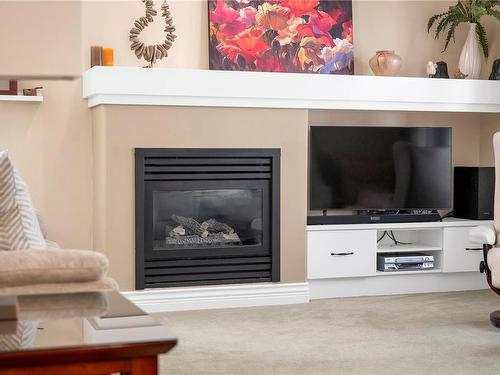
top-left (0, 151), bottom-right (15, 215)
top-left (0, 150), bottom-right (47, 250)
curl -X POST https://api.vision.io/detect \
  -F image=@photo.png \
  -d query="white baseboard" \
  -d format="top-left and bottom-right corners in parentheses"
top-left (124, 274), bottom-right (488, 312)
top-left (308, 272), bottom-right (488, 300)
top-left (123, 282), bottom-right (310, 313)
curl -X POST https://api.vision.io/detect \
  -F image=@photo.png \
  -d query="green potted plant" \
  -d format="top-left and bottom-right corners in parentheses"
top-left (427, 0), bottom-right (499, 79)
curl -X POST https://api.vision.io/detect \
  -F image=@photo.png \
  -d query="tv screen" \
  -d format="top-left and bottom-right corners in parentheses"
top-left (309, 126), bottom-right (452, 210)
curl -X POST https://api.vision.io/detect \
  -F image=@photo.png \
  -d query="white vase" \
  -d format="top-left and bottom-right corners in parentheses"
top-left (458, 23), bottom-right (482, 79)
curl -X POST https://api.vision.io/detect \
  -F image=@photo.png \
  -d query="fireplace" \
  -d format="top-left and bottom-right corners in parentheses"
top-left (135, 149), bottom-right (280, 289)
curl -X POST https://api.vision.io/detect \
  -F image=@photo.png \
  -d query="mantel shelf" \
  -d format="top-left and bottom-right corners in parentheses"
top-left (82, 66), bottom-right (500, 113)
top-left (0, 95), bottom-right (43, 103)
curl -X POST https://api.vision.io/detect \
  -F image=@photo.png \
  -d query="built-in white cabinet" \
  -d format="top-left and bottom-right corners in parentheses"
top-left (307, 230), bottom-right (376, 279)
top-left (442, 227), bottom-right (484, 273)
top-left (307, 219), bottom-right (493, 298)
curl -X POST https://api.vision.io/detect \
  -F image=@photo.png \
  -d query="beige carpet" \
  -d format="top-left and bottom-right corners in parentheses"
top-left (157, 290), bottom-right (500, 375)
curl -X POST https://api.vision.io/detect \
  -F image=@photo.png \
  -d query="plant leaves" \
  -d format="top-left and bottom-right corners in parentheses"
top-left (475, 21), bottom-right (489, 58)
top-left (434, 15), bottom-right (451, 38)
top-left (457, 1), bottom-right (470, 19)
top-left (429, 0), bottom-right (495, 56)
top-left (443, 22), bottom-right (458, 52)
top-left (427, 12), bottom-right (446, 32)
top-left (488, 8), bottom-right (500, 20)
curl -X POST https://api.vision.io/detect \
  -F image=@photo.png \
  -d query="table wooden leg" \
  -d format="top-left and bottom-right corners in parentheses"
top-left (130, 357), bottom-right (158, 375)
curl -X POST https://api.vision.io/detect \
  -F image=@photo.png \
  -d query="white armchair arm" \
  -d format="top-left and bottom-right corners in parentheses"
top-left (469, 226), bottom-right (496, 245)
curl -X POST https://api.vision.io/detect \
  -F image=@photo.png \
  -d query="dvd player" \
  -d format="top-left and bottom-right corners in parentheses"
top-left (378, 253), bottom-right (434, 264)
top-left (377, 252), bottom-right (435, 272)
top-left (379, 262), bottom-right (434, 271)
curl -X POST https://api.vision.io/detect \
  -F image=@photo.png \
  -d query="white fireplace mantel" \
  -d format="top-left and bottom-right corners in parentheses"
top-left (82, 66), bottom-right (500, 113)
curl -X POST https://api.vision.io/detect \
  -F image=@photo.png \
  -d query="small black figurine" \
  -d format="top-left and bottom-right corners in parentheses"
top-left (432, 61), bottom-right (449, 78)
top-left (489, 59), bottom-right (500, 80)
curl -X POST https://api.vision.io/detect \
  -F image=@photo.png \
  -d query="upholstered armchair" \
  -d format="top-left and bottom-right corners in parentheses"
top-left (470, 132), bottom-right (500, 328)
top-left (0, 150), bottom-right (117, 295)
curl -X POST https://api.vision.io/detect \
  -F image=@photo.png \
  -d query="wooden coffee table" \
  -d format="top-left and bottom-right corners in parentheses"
top-left (0, 291), bottom-right (177, 374)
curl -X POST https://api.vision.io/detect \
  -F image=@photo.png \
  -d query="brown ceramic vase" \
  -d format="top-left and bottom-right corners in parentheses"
top-left (369, 50), bottom-right (403, 76)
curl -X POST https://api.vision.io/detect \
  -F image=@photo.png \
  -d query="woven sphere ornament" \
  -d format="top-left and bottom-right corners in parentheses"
top-left (129, 0), bottom-right (176, 67)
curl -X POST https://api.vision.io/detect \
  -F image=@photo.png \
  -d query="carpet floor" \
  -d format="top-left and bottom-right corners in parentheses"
top-left (157, 290), bottom-right (500, 375)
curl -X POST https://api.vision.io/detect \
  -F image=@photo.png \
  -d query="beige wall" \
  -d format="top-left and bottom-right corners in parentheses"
top-left (353, 1), bottom-right (461, 76)
top-left (93, 106), bottom-right (308, 290)
top-left (81, 0), bottom-right (208, 70)
top-left (480, 114), bottom-right (500, 166)
top-left (0, 1), bottom-right (82, 79)
top-left (0, 79), bottom-right (92, 248)
top-left (0, 1), bottom-right (498, 290)
top-left (1, 0), bottom-right (495, 77)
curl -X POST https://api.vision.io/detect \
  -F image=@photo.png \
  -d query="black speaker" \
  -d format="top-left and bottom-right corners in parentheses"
top-left (454, 167), bottom-right (495, 220)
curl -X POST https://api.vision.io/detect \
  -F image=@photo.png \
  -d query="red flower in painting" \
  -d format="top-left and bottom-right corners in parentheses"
top-left (255, 52), bottom-right (284, 72)
top-left (217, 28), bottom-right (271, 64)
top-left (281, 0), bottom-right (319, 16)
top-left (296, 11), bottom-right (335, 46)
top-left (210, 0), bottom-right (245, 36)
top-left (256, 3), bottom-right (291, 31)
top-left (211, 0), bottom-right (238, 24)
top-left (342, 20), bottom-right (353, 43)
top-left (240, 6), bottom-right (257, 27)
top-left (310, 10), bottom-right (335, 32)
top-left (328, 8), bottom-right (344, 25)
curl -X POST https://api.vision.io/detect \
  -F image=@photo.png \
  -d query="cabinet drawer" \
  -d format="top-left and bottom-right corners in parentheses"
top-left (307, 230), bottom-right (376, 279)
top-left (443, 226), bottom-right (485, 273)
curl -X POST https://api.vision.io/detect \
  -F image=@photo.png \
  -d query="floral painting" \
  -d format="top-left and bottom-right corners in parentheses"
top-left (208, 0), bottom-right (354, 74)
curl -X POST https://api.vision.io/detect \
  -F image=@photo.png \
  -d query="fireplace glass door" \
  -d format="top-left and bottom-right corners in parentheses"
top-left (144, 180), bottom-right (270, 260)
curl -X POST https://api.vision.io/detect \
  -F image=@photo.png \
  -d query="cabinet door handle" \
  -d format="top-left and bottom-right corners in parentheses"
top-left (330, 252), bottom-right (354, 256)
top-left (465, 247), bottom-right (482, 251)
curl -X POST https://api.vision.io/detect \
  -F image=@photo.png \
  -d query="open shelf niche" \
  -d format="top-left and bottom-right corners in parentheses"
top-left (376, 228), bottom-right (442, 275)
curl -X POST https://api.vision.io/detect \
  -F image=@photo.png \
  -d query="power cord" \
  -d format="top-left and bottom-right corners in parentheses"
top-left (377, 230), bottom-right (412, 245)
top-left (377, 230), bottom-right (388, 243)
top-left (387, 230), bottom-right (412, 245)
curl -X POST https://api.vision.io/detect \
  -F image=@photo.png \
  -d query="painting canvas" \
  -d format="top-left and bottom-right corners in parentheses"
top-left (208, 0), bottom-right (353, 74)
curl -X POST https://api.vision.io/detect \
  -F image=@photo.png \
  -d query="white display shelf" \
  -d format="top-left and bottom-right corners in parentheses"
top-left (82, 66), bottom-right (500, 113)
top-left (0, 95), bottom-right (43, 102)
top-left (376, 269), bottom-right (442, 276)
top-left (377, 244), bottom-right (442, 253)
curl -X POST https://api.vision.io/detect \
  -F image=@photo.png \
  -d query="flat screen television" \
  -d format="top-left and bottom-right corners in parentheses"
top-left (309, 126), bottom-right (452, 211)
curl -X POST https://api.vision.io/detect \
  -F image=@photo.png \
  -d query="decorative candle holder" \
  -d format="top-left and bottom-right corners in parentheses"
top-left (90, 46), bottom-right (103, 67)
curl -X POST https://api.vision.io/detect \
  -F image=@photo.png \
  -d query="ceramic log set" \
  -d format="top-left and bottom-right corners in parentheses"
top-left (369, 50), bottom-right (403, 76)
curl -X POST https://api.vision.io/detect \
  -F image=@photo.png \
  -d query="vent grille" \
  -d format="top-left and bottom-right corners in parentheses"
top-left (143, 156), bottom-right (273, 181)
top-left (144, 256), bottom-right (272, 288)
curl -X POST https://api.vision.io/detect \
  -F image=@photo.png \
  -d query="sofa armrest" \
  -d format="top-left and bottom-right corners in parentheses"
top-left (469, 226), bottom-right (496, 245)
top-left (0, 249), bottom-right (109, 287)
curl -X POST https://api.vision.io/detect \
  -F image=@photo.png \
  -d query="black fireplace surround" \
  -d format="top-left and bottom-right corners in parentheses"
top-left (135, 148), bottom-right (280, 289)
